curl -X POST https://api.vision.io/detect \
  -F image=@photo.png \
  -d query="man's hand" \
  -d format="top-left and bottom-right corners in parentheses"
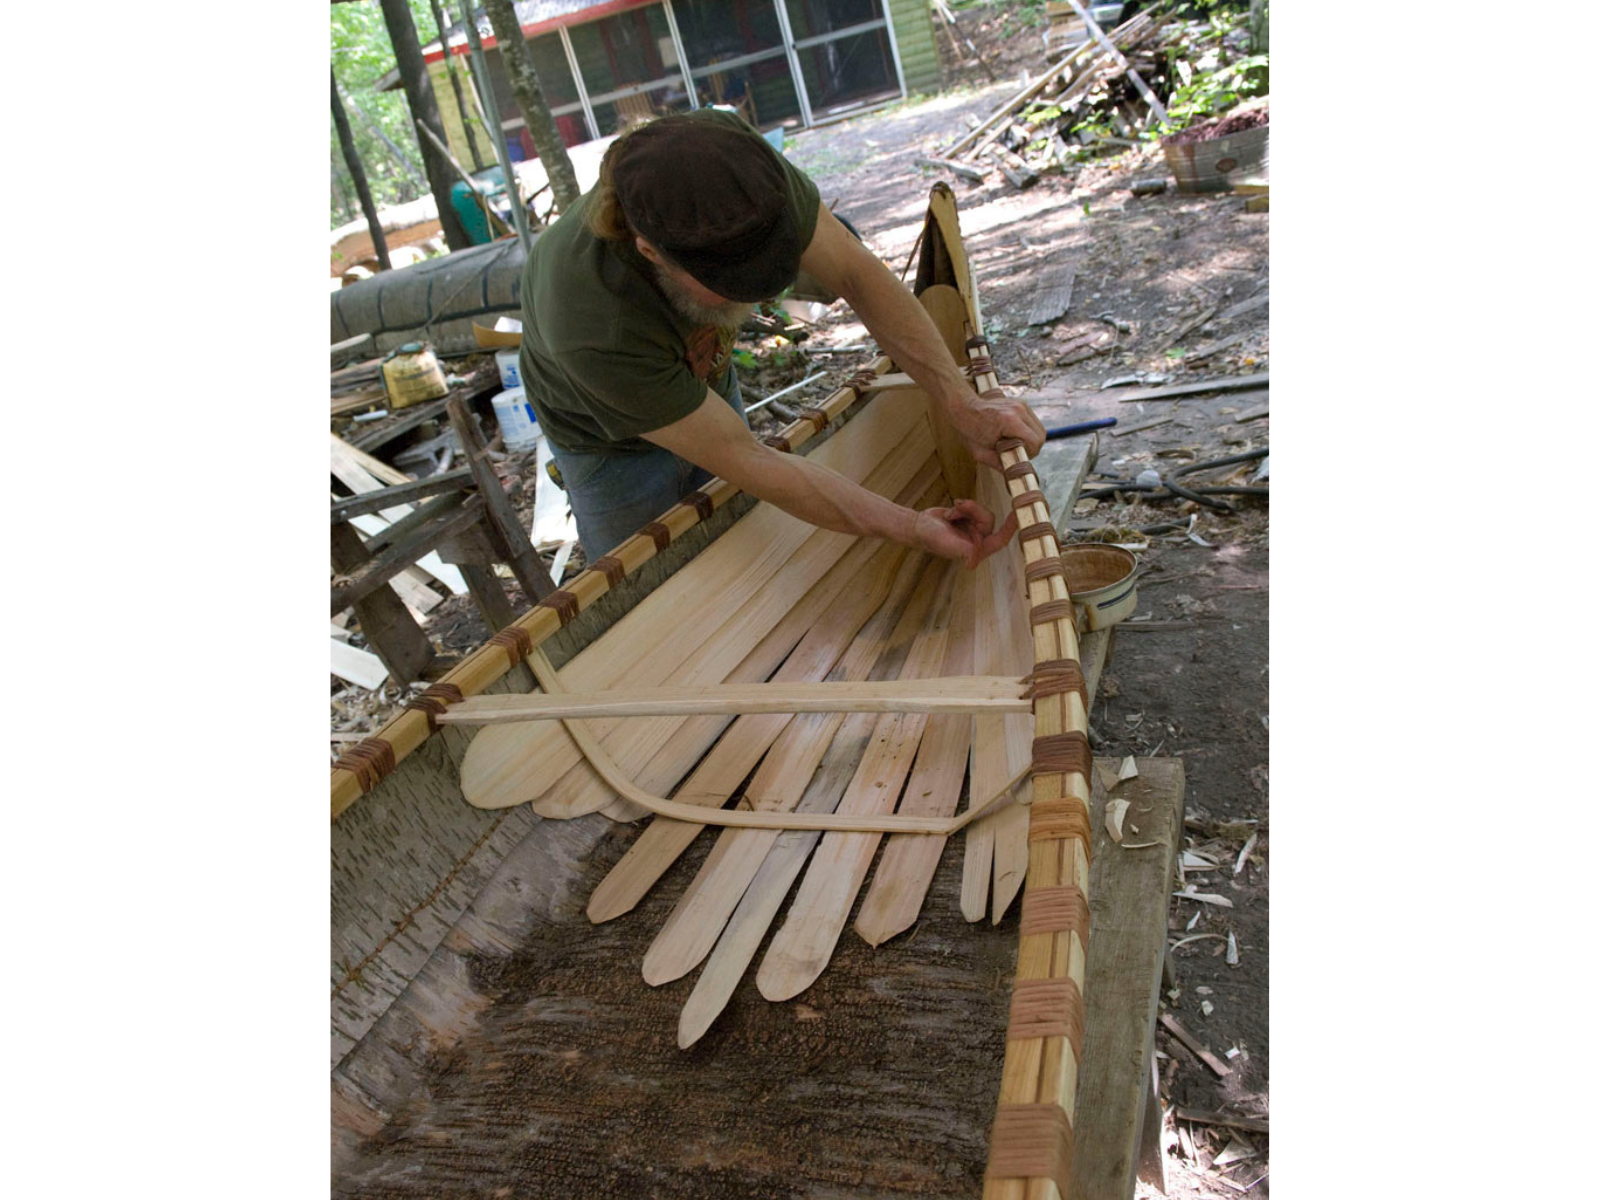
top-left (911, 500), bottom-right (1020, 569)
top-left (946, 389), bottom-right (1048, 470)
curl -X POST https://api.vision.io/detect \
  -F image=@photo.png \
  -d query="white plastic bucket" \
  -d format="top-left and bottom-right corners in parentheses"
top-left (494, 348), bottom-right (522, 390)
top-left (490, 386), bottom-right (541, 453)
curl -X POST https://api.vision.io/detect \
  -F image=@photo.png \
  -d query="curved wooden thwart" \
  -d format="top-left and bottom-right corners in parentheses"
top-left (919, 181), bottom-right (1095, 1200)
top-left (330, 355), bottom-right (891, 821)
top-left (522, 645), bottom-right (1027, 836)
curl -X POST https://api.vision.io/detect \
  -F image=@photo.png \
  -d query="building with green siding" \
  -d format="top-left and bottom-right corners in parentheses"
top-left (379, 0), bottom-right (942, 168)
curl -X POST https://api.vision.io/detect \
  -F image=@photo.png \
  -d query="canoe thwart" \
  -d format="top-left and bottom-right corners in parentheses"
top-left (435, 675), bottom-right (1031, 724)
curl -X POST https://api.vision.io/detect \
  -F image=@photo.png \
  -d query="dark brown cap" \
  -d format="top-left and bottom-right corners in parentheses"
top-left (611, 114), bottom-right (803, 303)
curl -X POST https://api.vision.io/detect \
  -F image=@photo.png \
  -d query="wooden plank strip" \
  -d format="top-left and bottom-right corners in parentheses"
top-left (1110, 413), bottom-right (1176, 438)
top-left (755, 560), bottom-right (958, 1001)
top-left (677, 709), bottom-right (879, 1048)
top-left (1158, 1012), bottom-right (1232, 1078)
top-left (673, 556), bottom-right (954, 1046)
top-left (577, 467), bottom-right (944, 836)
top-left (638, 551), bottom-right (942, 983)
top-left (331, 430), bottom-right (410, 487)
top-left (524, 438), bottom-right (938, 819)
top-left (853, 563), bottom-right (978, 946)
top-left (984, 463), bottom-right (1038, 924)
top-left (437, 676), bottom-right (1028, 724)
top-left (330, 433), bottom-right (468, 595)
top-left (329, 469), bottom-right (472, 523)
top-left (1112, 373), bottom-right (1268, 403)
top-left (447, 395), bottom-right (556, 602)
top-left (331, 637), bottom-right (388, 689)
top-left (584, 535), bottom-right (930, 924)
top-left (586, 536), bottom-right (896, 826)
top-left (1068, 757), bottom-right (1185, 1200)
top-left (457, 396), bottom-right (933, 811)
top-left (529, 520), bottom-right (876, 818)
top-left (330, 496), bottom-right (486, 616)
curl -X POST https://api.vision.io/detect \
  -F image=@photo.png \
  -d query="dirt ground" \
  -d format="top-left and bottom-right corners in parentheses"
top-left (334, 18), bottom-right (1268, 1194)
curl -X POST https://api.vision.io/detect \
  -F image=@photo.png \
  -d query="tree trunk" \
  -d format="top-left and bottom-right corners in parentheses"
top-left (332, 70), bottom-right (393, 271)
top-left (480, 0), bottom-right (582, 213)
top-left (343, 87), bottom-right (428, 189)
top-left (379, 0), bottom-right (473, 251)
top-left (427, 0), bottom-right (485, 170)
top-left (331, 153), bottom-right (355, 228)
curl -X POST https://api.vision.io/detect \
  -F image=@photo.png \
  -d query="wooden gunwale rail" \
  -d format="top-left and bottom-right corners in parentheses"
top-left (918, 182), bottom-right (1095, 1200)
top-left (330, 355), bottom-right (891, 820)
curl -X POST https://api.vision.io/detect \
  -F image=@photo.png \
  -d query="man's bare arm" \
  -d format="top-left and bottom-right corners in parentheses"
top-left (797, 203), bottom-right (1046, 471)
top-left (640, 390), bottom-right (1016, 568)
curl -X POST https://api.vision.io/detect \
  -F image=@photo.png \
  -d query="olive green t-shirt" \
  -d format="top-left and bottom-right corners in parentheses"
top-left (517, 108), bottom-right (821, 455)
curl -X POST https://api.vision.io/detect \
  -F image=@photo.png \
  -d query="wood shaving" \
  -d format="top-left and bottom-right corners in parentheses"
top-left (1106, 797), bottom-right (1131, 842)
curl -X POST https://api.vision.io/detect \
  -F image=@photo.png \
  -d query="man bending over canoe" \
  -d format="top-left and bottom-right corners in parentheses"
top-left (517, 108), bottom-right (1046, 567)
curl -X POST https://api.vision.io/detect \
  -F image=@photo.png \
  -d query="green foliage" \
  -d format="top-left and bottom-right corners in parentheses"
top-left (1146, 2), bottom-right (1269, 139)
top-left (1155, 53), bottom-right (1267, 135)
top-left (330, 0), bottom-right (443, 229)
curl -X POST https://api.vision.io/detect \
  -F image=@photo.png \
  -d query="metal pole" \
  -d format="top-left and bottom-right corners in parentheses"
top-left (771, 0), bottom-right (814, 128)
top-left (661, 0), bottom-right (699, 109)
top-left (459, 8), bottom-right (531, 250)
top-left (559, 25), bottom-right (600, 141)
top-left (876, 2), bottom-right (908, 105)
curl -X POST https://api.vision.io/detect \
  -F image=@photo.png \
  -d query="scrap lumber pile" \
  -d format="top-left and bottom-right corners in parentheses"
top-left (928, 7), bottom-right (1264, 192)
top-left (930, 8), bottom-right (1170, 188)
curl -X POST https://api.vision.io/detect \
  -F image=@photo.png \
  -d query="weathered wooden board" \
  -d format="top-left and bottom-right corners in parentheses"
top-left (1069, 755), bottom-right (1185, 1200)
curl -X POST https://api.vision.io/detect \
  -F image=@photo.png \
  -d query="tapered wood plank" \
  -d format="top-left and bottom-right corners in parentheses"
top-left (756, 560), bottom-right (959, 1001)
top-left (578, 467), bottom-right (946, 843)
top-left (853, 564), bottom-right (978, 946)
top-left (459, 401), bottom-right (933, 810)
top-left (917, 284), bottom-right (979, 499)
top-left (584, 537), bottom-right (927, 925)
top-left (575, 533), bottom-right (894, 826)
top-left (984, 465), bottom-right (1038, 924)
top-left (641, 552), bottom-right (942, 984)
top-left (676, 710), bottom-right (879, 1048)
top-left (439, 675), bottom-right (1027, 724)
top-left (529, 516), bottom-right (879, 818)
top-left (961, 477), bottom-right (1008, 921)
top-left (533, 456), bottom-right (940, 820)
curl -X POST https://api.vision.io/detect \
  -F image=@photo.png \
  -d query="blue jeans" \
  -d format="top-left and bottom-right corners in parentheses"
top-left (551, 371), bottom-right (749, 559)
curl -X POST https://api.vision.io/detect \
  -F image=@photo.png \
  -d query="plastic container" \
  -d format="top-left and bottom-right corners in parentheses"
top-left (494, 348), bottom-right (522, 390)
top-left (491, 386), bottom-right (541, 453)
top-left (381, 342), bottom-right (450, 410)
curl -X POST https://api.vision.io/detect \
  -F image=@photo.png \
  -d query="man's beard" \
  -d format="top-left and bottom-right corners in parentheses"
top-left (652, 265), bottom-right (758, 331)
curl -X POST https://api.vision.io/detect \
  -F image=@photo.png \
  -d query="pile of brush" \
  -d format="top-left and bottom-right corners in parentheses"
top-left (920, 6), bottom-right (1263, 191)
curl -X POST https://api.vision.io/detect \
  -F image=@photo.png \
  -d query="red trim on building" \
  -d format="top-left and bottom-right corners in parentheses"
top-left (422, 0), bottom-right (658, 63)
